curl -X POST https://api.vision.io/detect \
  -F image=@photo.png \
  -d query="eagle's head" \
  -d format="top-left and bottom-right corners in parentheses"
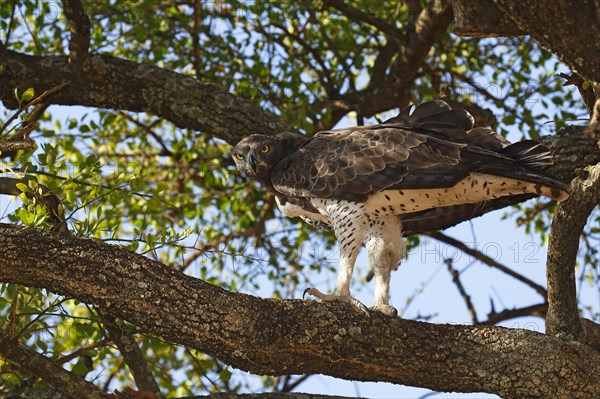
top-left (231, 134), bottom-right (291, 185)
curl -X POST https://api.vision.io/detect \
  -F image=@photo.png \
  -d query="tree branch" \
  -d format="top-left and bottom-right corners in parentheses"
top-left (429, 231), bottom-right (547, 298)
top-left (0, 50), bottom-right (294, 144)
top-left (322, 0), bottom-right (404, 43)
top-left (0, 332), bottom-right (110, 399)
top-left (450, 0), bottom-right (524, 37)
top-left (61, 0), bottom-right (91, 71)
top-left (100, 315), bottom-right (163, 398)
top-left (581, 318), bottom-right (600, 353)
top-left (313, 0), bottom-right (454, 121)
top-left (0, 177), bottom-right (68, 232)
top-left (545, 162), bottom-right (600, 341)
top-left (0, 388), bottom-right (360, 399)
top-left (1, 224), bottom-right (599, 398)
top-left (491, 1), bottom-right (600, 83)
top-left (444, 258), bottom-right (478, 324)
top-left (482, 303), bottom-right (548, 326)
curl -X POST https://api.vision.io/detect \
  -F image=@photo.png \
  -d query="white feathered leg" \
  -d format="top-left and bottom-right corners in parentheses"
top-left (364, 216), bottom-right (403, 316)
top-left (303, 200), bottom-right (369, 315)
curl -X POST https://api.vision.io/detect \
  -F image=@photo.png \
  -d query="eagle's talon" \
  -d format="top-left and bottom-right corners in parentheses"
top-left (302, 287), bottom-right (313, 299)
top-left (352, 299), bottom-right (371, 317)
top-left (303, 288), bottom-right (370, 316)
top-left (371, 304), bottom-right (398, 317)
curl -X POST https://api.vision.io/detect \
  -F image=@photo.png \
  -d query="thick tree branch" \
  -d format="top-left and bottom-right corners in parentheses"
top-left (494, 0), bottom-right (600, 83)
top-left (581, 318), bottom-right (600, 353)
top-left (61, 0), bottom-right (91, 71)
top-left (451, 0), bottom-right (524, 37)
top-left (0, 389), bottom-right (357, 399)
top-left (0, 333), bottom-right (109, 399)
top-left (0, 50), bottom-right (294, 144)
top-left (1, 224), bottom-right (600, 398)
top-left (546, 162), bottom-right (600, 341)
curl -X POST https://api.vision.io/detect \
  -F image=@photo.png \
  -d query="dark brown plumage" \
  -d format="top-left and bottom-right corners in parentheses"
top-left (232, 100), bottom-right (570, 316)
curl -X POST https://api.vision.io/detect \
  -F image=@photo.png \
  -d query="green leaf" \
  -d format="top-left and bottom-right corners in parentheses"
top-left (15, 208), bottom-right (35, 225)
top-left (219, 368), bottom-right (232, 382)
top-left (582, 80), bottom-right (592, 91)
top-left (72, 358), bottom-right (91, 377)
top-left (15, 183), bottom-right (29, 193)
top-left (21, 87), bottom-right (35, 103)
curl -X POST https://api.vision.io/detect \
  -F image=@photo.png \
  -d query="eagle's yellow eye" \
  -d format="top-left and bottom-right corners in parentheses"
top-left (234, 153), bottom-right (244, 160)
top-left (260, 145), bottom-right (270, 153)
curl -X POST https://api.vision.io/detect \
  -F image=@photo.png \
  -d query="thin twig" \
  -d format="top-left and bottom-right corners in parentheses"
top-left (3, 1), bottom-right (17, 48)
top-left (483, 302), bottom-right (548, 325)
top-left (429, 231), bottom-right (548, 299)
top-left (57, 338), bottom-right (113, 365)
top-left (0, 82), bottom-right (70, 136)
top-left (444, 258), bottom-right (478, 324)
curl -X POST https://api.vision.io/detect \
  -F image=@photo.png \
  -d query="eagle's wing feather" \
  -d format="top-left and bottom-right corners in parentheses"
top-left (271, 126), bottom-right (467, 202)
top-left (270, 101), bottom-right (569, 203)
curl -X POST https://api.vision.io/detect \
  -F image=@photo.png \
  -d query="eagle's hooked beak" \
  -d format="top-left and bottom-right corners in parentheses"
top-left (248, 153), bottom-right (258, 174)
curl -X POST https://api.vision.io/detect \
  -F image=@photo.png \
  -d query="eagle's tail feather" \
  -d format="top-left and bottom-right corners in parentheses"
top-left (501, 140), bottom-right (554, 167)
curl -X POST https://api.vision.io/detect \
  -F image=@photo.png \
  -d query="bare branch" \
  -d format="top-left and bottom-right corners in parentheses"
top-left (429, 231), bottom-right (547, 299)
top-left (0, 50), bottom-right (293, 144)
top-left (312, 0), bottom-right (453, 120)
top-left (1, 224), bottom-right (600, 398)
top-left (444, 258), bottom-right (478, 324)
top-left (483, 303), bottom-right (548, 326)
top-left (0, 332), bottom-right (110, 399)
top-left (451, 0), bottom-right (524, 37)
top-left (546, 162), bottom-right (600, 340)
top-left (581, 318), bottom-right (600, 353)
top-left (61, 0), bottom-right (91, 71)
top-left (101, 315), bottom-right (164, 398)
top-left (56, 338), bottom-right (112, 365)
top-left (558, 72), bottom-right (597, 117)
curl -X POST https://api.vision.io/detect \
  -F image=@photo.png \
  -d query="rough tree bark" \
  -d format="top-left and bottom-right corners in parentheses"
top-left (0, 391), bottom-right (355, 399)
top-left (0, 224), bottom-right (599, 399)
top-left (0, 50), bottom-right (294, 145)
top-left (546, 163), bottom-right (600, 340)
top-left (452, 0), bottom-right (600, 84)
